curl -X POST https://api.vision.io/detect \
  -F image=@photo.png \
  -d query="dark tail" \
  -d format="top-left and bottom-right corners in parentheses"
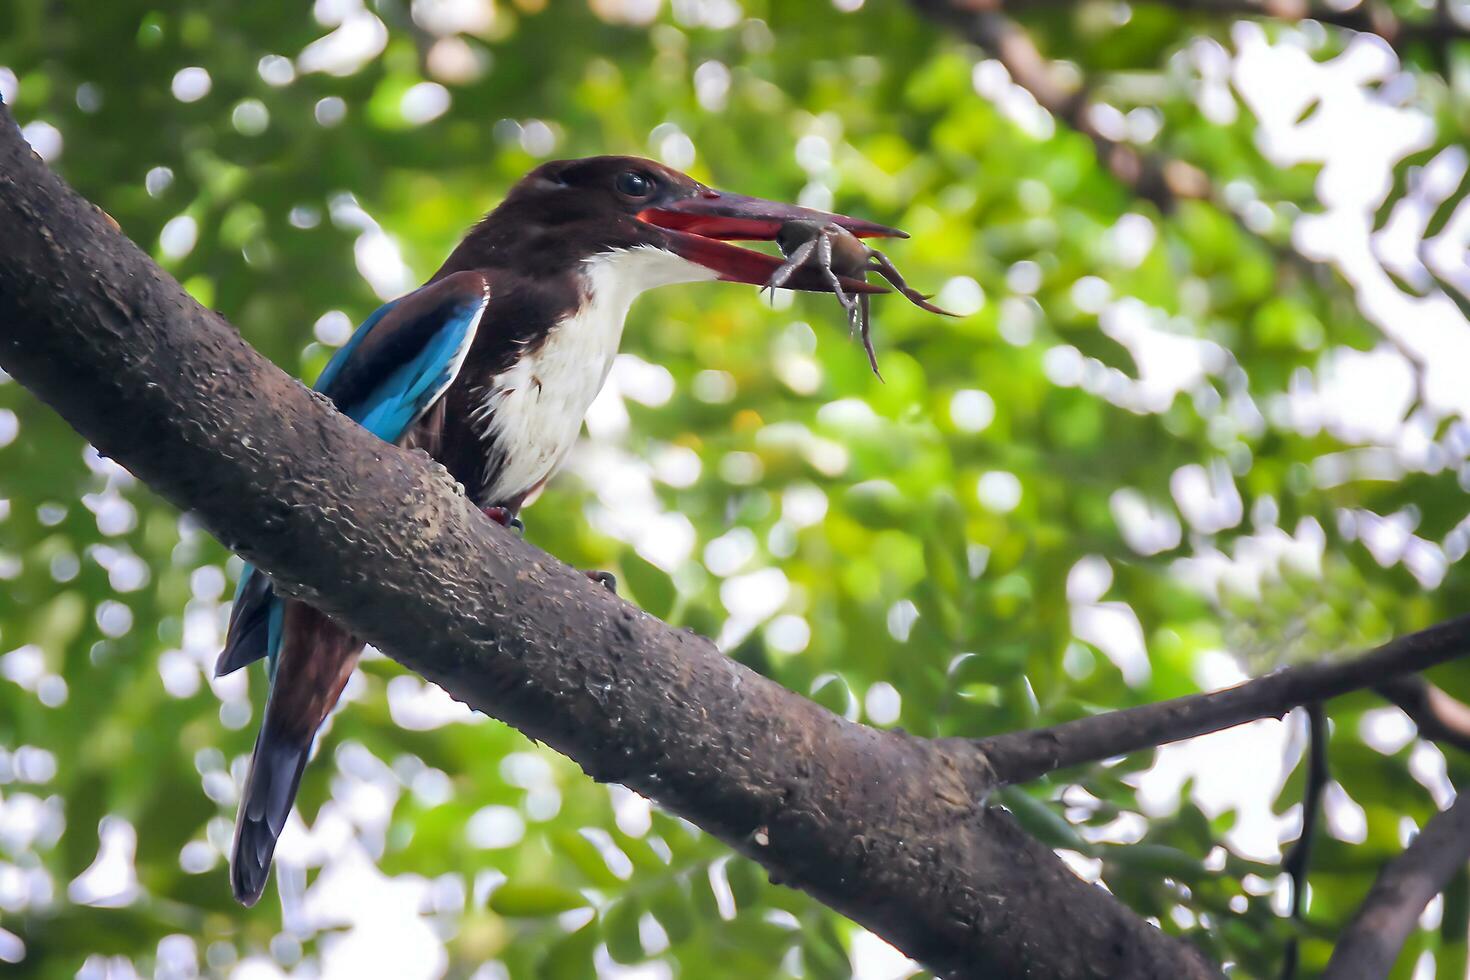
top-left (230, 719), bottom-right (312, 906)
top-left (229, 600), bottom-right (362, 906)
top-left (217, 566), bottom-right (278, 677)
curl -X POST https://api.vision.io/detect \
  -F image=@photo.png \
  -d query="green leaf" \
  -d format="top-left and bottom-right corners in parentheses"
top-left (843, 480), bottom-right (911, 529)
top-left (620, 552), bottom-right (676, 620)
top-left (603, 897), bottom-right (645, 964)
top-left (551, 829), bottom-right (624, 889)
top-left (725, 856), bottom-right (765, 910)
top-left (998, 787), bottom-right (1088, 853)
top-left (537, 919), bottom-right (600, 980)
top-left (1102, 844), bottom-right (1209, 884)
top-left (491, 882), bottom-right (589, 918)
top-left (802, 917), bottom-right (853, 980)
top-left (810, 674), bottom-right (855, 717)
top-left (611, 828), bottom-right (668, 874)
top-left (649, 879), bottom-right (697, 945)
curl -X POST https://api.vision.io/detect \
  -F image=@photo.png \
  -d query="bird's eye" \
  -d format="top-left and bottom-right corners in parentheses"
top-left (615, 171), bottom-right (654, 198)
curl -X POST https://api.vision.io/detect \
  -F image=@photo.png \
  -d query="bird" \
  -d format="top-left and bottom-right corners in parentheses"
top-left (215, 155), bottom-right (903, 906)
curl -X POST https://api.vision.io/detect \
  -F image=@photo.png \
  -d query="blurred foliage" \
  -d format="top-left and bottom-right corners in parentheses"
top-left (2, 0), bottom-right (1469, 978)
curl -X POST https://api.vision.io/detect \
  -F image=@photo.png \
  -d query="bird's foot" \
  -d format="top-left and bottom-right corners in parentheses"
top-left (839, 293), bottom-right (862, 336)
top-left (482, 506), bottom-right (525, 535)
top-left (760, 268), bottom-right (791, 302)
top-left (585, 570), bottom-right (617, 593)
top-left (761, 237), bottom-right (817, 299)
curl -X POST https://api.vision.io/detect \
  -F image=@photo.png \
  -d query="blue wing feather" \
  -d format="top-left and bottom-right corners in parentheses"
top-left (310, 301), bottom-right (395, 395)
top-left (215, 272), bottom-right (490, 678)
top-left (317, 272), bottom-right (488, 438)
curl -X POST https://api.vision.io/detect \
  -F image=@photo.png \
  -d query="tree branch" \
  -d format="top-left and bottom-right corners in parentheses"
top-left (1136, 0), bottom-right (1470, 46)
top-left (1377, 675), bottom-right (1470, 754)
top-left (1323, 791), bottom-right (1470, 980)
top-left (1281, 704), bottom-right (1328, 980)
top-left (0, 107), bottom-right (1221, 979)
top-left (976, 615), bottom-right (1470, 785)
top-left (918, 0), bottom-right (1470, 58)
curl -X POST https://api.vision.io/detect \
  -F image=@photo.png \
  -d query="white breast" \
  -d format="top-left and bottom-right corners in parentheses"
top-left (475, 245), bottom-right (717, 504)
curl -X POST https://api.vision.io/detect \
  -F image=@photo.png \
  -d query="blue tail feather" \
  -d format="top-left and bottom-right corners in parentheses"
top-left (216, 566), bottom-right (283, 677)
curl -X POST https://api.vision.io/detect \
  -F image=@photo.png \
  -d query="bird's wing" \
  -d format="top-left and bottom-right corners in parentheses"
top-left (313, 269), bottom-right (491, 439)
top-left (214, 271), bottom-right (491, 678)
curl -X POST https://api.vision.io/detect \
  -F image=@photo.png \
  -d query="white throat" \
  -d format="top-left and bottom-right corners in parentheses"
top-left (476, 246), bottom-right (717, 503)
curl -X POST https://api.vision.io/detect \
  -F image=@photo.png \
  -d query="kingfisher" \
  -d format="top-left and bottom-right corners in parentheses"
top-left (215, 156), bottom-right (902, 905)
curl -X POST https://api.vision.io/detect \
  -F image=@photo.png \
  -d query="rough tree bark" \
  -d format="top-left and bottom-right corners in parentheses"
top-left (1324, 792), bottom-right (1470, 980)
top-left (0, 108), bottom-right (1220, 979)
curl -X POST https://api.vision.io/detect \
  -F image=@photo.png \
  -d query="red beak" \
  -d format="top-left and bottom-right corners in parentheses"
top-left (638, 189), bottom-right (906, 295)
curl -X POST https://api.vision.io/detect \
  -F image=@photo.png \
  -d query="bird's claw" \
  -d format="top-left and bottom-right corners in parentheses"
top-left (838, 293), bottom-right (862, 336)
top-left (482, 506), bottom-right (524, 535)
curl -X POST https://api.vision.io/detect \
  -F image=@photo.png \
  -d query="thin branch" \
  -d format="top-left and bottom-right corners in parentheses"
top-left (0, 105), bottom-right (1221, 980)
top-left (1282, 704), bottom-right (1328, 980)
top-left (1430, 0), bottom-right (1457, 75)
top-left (976, 615), bottom-right (1470, 785)
top-left (911, 0), bottom-right (1358, 310)
top-left (1008, 0), bottom-right (1470, 47)
top-left (906, 0), bottom-right (1378, 297)
top-left (1323, 791), bottom-right (1470, 980)
top-left (1161, 0), bottom-right (1470, 45)
top-left (911, 0), bottom-right (1210, 213)
top-left (1377, 675), bottom-right (1470, 754)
